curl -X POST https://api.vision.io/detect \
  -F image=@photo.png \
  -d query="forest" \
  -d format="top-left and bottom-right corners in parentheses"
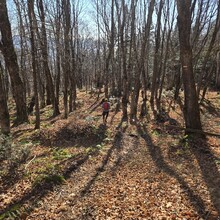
top-left (0, 0), bottom-right (220, 219)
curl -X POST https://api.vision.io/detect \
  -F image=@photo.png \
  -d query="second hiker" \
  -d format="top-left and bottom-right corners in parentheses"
top-left (102, 98), bottom-right (110, 124)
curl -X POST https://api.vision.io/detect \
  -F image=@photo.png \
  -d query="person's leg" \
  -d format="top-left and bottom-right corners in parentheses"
top-left (105, 112), bottom-right (109, 122)
top-left (102, 112), bottom-right (105, 123)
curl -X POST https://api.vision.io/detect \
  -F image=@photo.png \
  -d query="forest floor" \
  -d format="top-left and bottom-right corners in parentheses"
top-left (0, 90), bottom-right (220, 220)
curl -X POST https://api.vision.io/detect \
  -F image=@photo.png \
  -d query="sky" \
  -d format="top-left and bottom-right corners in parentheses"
top-left (6, 0), bottom-right (97, 38)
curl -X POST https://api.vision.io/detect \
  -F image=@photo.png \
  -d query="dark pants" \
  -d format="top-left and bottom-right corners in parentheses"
top-left (102, 111), bottom-right (109, 122)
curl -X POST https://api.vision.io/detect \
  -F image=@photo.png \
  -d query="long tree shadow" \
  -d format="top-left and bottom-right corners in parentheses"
top-left (0, 123), bottom-right (108, 216)
top-left (32, 121), bottom-right (107, 148)
top-left (0, 144), bottom-right (101, 216)
top-left (136, 124), bottom-right (207, 217)
top-left (0, 155), bottom-right (28, 195)
top-left (200, 99), bottom-right (220, 117)
top-left (88, 97), bottom-right (103, 113)
top-left (12, 128), bottom-right (34, 139)
top-left (80, 118), bottom-right (128, 196)
top-left (190, 139), bottom-right (220, 217)
top-left (110, 109), bottom-right (120, 125)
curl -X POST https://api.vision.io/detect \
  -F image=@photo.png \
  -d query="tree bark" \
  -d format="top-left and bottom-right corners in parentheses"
top-left (196, 1), bottom-right (220, 97)
top-left (28, 0), bottom-right (40, 129)
top-left (0, 0), bottom-right (28, 125)
top-left (37, 0), bottom-right (60, 116)
top-left (0, 61), bottom-right (10, 135)
top-left (140, 0), bottom-right (155, 118)
top-left (62, 0), bottom-right (71, 119)
top-left (217, 51), bottom-right (220, 89)
top-left (176, 0), bottom-right (203, 132)
top-left (116, 0), bottom-right (129, 119)
top-left (150, 0), bottom-right (163, 108)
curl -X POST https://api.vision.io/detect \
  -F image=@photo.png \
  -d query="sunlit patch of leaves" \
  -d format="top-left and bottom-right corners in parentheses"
top-left (52, 148), bottom-right (73, 160)
top-left (152, 129), bottom-right (160, 136)
top-left (85, 147), bottom-right (98, 154)
top-left (103, 137), bottom-right (114, 144)
top-left (44, 109), bottom-right (53, 118)
top-left (41, 122), bottom-right (51, 129)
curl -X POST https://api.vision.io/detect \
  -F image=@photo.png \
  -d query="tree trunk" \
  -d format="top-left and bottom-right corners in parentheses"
top-left (37, 0), bottom-right (60, 116)
top-left (62, 0), bottom-right (71, 119)
top-left (54, 0), bottom-right (61, 115)
top-left (0, 62), bottom-right (10, 135)
top-left (176, 0), bottom-right (203, 132)
top-left (117, 0), bottom-right (129, 120)
top-left (14, 0), bottom-right (27, 99)
top-left (196, 1), bottom-right (220, 97)
top-left (174, 64), bottom-right (182, 100)
top-left (150, 0), bottom-right (163, 109)
top-left (216, 51), bottom-right (220, 89)
top-left (28, 0), bottom-right (40, 129)
top-left (129, 0), bottom-right (138, 121)
top-left (139, 0), bottom-right (155, 118)
top-left (0, 0), bottom-right (28, 125)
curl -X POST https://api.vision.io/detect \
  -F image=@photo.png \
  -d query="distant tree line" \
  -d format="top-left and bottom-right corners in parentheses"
top-left (0, 0), bottom-right (219, 135)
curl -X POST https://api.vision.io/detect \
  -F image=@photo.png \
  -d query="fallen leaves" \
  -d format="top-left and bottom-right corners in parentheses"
top-left (1, 91), bottom-right (220, 219)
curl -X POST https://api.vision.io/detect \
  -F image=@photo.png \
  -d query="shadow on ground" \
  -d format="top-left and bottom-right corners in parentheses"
top-left (0, 122), bottom-right (108, 217)
top-left (136, 124), bottom-right (218, 218)
top-left (31, 122), bottom-right (107, 148)
top-left (80, 118), bottom-right (128, 197)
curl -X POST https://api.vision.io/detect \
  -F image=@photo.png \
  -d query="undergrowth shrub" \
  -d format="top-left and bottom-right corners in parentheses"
top-left (0, 134), bottom-right (31, 171)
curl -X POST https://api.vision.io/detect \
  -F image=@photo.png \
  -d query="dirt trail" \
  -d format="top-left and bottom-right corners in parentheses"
top-left (1, 92), bottom-right (220, 219)
top-left (26, 117), bottom-right (220, 219)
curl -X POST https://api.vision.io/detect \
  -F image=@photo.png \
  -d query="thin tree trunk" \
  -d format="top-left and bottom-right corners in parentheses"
top-left (28, 0), bottom-right (40, 129)
top-left (217, 51), bottom-right (220, 89)
top-left (62, 0), bottom-right (71, 119)
top-left (200, 65), bottom-right (215, 102)
top-left (140, 0), bottom-right (155, 118)
top-left (53, 0), bottom-right (61, 114)
top-left (37, 0), bottom-right (60, 116)
top-left (150, 0), bottom-right (163, 109)
top-left (197, 1), bottom-right (220, 97)
top-left (117, 0), bottom-right (129, 119)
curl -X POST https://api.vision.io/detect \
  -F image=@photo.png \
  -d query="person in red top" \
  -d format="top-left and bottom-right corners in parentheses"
top-left (102, 98), bottom-right (110, 124)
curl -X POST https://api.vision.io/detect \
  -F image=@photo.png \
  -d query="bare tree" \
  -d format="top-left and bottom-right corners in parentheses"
top-left (0, 0), bottom-right (28, 125)
top-left (196, 0), bottom-right (220, 98)
top-left (37, 0), bottom-right (60, 116)
top-left (62, 0), bottom-right (71, 118)
top-left (14, 0), bottom-right (30, 97)
top-left (150, 0), bottom-right (164, 110)
top-left (115, 0), bottom-right (129, 119)
top-left (28, 0), bottom-right (40, 129)
top-left (176, 0), bottom-right (202, 132)
top-left (139, 0), bottom-right (155, 118)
